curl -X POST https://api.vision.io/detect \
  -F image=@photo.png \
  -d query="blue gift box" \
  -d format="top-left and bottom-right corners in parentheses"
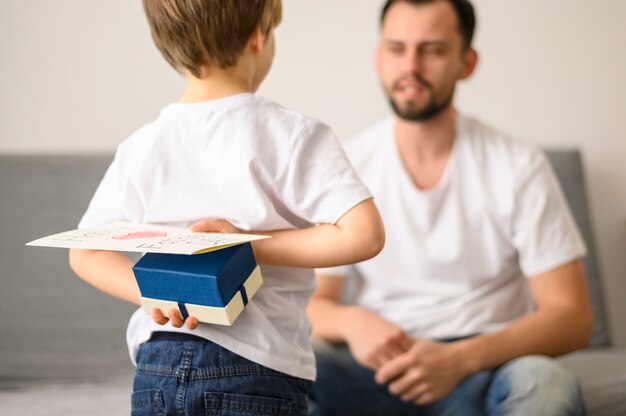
top-left (132, 242), bottom-right (262, 326)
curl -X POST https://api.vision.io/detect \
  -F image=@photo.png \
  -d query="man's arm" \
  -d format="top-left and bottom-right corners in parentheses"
top-left (376, 259), bottom-right (593, 404)
top-left (452, 259), bottom-right (593, 368)
top-left (308, 273), bottom-right (413, 370)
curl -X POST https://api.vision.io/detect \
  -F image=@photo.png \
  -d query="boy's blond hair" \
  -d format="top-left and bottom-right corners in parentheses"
top-left (143, 0), bottom-right (282, 78)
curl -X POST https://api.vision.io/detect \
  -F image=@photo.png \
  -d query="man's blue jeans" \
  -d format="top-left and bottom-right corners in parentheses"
top-left (310, 340), bottom-right (585, 416)
top-left (131, 332), bottom-right (311, 416)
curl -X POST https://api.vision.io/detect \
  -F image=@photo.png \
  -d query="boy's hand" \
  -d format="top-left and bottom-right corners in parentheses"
top-left (151, 308), bottom-right (199, 330)
top-left (191, 219), bottom-right (242, 234)
top-left (149, 219), bottom-right (241, 331)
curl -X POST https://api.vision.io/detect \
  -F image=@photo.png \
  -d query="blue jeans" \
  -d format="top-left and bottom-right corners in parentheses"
top-left (132, 332), bottom-right (311, 416)
top-left (310, 340), bottom-right (585, 416)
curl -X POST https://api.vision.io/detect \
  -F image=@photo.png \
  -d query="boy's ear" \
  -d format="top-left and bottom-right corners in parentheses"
top-left (248, 26), bottom-right (267, 56)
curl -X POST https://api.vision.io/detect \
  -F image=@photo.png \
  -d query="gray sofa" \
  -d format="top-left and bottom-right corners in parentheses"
top-left (1, 152), bottom-right (625, 415)
top-left (0, 156), bottom-right (136, 415)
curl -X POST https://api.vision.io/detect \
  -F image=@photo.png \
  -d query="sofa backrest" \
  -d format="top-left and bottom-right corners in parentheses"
top-left (0, 155), bottom-right (136, 381)
top-left (544, 149), bottom-right (610, 347)
top-left (0, 150), bottom-right (610, 381)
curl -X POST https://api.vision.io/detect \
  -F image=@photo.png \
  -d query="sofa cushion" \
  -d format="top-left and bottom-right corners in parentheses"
top-left (559, 347), bottom-right (626, 416)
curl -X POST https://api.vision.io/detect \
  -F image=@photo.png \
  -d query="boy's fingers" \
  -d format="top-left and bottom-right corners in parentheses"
top-left (151, 308), bottom-right (169, 325)
top-left (186, 316), bottom-right (199, 330)
top-left (152, 308), bottom-right (198, 330)
top-left (191, 219), bottom-right (238, 233)
top-left (168, 308), bottom-right (185, 328)
top-left (190, 220), bottom-right (211, 232)
top-left (191, 219), bottom-right (226, 232)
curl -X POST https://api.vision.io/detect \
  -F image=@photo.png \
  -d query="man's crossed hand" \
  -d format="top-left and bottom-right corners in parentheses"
top-left (343, 307), bottom-right (471, 405)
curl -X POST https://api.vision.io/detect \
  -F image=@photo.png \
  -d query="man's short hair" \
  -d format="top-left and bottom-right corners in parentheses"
top-left (143, 0), bottom-right (282, 77)
top-left (380, 0), bottom-right (476, 50)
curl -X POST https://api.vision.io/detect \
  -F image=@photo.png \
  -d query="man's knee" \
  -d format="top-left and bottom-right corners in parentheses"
top-left (506, 355), bottom-right (580, 394)
top-left (489, 355), bottom-right (585, 415)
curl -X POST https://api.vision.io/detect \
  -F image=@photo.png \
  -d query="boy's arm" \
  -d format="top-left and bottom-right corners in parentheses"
top-left (192, 198), bottom-right (385, 268)
top-left (68, 249), bottom-right (141, 305)
top-left (70, 249), bottom-right (200, 330)
top-left (154, 198), bottom-right (384, 329)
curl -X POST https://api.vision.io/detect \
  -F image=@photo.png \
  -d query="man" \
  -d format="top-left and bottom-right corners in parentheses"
top-left (308, 0), bottom-right (593, 415)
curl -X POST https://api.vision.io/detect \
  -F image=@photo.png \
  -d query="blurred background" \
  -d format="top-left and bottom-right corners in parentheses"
top-left (1, 0), bottom-right (624, 348)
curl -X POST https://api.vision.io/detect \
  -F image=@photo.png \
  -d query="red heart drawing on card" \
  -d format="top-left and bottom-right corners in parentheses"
top-left (112, 231), bottom-right (167, 240)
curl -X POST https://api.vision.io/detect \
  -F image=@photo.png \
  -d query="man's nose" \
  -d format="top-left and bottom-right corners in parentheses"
top-left (400, 49), bottom-right (422, 74)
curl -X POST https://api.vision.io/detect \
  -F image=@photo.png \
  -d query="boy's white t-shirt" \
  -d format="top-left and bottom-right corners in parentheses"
top-left (78, 93), bottom-right (372, 381)
top-left (321, 114), bottom-right (586, 340)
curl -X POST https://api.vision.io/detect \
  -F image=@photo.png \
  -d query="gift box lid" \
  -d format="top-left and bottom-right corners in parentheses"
top-left (132, 242), bottom-right (256, 307)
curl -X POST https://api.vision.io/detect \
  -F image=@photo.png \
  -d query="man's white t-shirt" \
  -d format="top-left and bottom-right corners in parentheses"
top-left (78, 93), bottom-right (372, 381)
top-left (322, 114), bottom-right (586, 340)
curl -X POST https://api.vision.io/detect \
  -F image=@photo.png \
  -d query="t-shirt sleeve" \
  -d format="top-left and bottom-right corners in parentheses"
top-left (280, 120), bottom-right (372, 225)
top-left (78, 146), bottom-right (144, 229)
top-left (511, 150), bottom-right (587, 277)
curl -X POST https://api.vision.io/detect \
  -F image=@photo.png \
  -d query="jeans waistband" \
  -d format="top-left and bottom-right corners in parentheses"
top-left (149, 331), bottom-right (207, 343)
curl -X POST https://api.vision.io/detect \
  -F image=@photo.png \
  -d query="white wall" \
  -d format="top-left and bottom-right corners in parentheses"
top-left (1, 1), bottom-right (625, 345)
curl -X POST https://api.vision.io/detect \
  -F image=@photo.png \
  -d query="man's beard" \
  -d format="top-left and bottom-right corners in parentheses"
top-left (388, 75), bottom-right (455, 121)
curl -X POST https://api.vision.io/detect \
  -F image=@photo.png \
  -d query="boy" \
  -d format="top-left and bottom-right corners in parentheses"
top-left (69, 0), bottom-right (384, 415)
